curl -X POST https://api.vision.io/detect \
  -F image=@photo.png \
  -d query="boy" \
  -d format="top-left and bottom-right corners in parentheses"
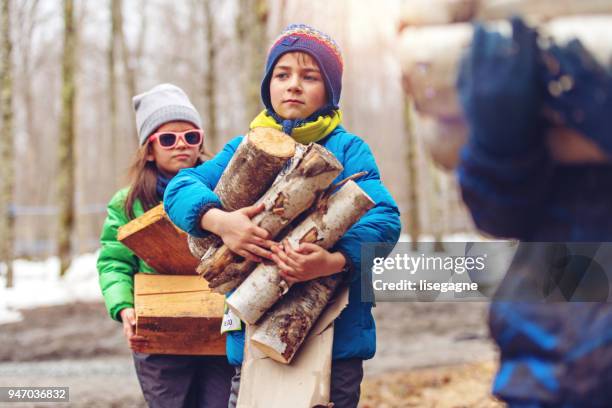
top-left (164, 24), bottom-right (401, 408)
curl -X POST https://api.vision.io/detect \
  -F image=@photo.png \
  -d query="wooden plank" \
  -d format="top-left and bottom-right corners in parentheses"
top-left (135, 274), bottom-right (226, 355)
top-left (118, 204), bottom-right (198, 275)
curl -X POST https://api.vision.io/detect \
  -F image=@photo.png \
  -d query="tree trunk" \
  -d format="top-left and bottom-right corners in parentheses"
top-left (236, 0), bottom-right (268, 121)
top-left (0, 0), bottom-right (14, 288)
top-left (108, 0), bottom-right (119, 188)
top-left (187, 127), bottom-right (296, 259)
top-left (57, 0), bottom-right (76, 277)
top-left (403, 97), bottom-right (420, 250)
top-left (202, 0), bottom-right (218, 152)
top-left (117, 0), bottom-right (139, 148)
top-left (227, 180), bottom-right (374, 325)
top-left (200, 143), bottom-right (344, 293)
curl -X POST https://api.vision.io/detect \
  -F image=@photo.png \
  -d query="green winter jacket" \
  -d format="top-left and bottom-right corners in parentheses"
top-left (97, 187), bottom-right (157, 321)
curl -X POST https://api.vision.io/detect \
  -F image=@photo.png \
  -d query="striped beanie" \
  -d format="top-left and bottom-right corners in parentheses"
top-left (261, 24), bottom-right (344, 112)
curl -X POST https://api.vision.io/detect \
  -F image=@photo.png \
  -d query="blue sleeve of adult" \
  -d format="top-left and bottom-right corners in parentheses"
top-left (164, 136), bottom-right (243, 237)
top-left (457, 141), bottom-right (553, 241)
top-left (333, 138), bottom-right (402, 282)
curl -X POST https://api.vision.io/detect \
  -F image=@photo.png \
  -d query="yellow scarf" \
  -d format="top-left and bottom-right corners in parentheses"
top-left (249, 109), bottom-right (343, 145)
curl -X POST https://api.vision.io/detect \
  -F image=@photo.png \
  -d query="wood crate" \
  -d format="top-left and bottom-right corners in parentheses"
top-left (118, 204), bottom-right (199, 275)
top-left (135, 273), bottom-right (226, 355)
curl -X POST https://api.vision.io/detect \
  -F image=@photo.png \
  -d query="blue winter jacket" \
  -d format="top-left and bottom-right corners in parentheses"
top-left (164, 125), bottom-right (401, 365)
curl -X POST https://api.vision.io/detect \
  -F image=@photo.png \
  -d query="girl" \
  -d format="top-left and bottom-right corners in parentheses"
top-left (97, 83), bottom-right (234, 408)
top-left (164, 25), bottom-right (401, 408)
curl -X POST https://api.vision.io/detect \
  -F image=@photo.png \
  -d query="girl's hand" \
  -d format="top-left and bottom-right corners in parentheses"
top-left (271, 239), bottom-right (346, 284)
top-left (202, 203), bottom-right (274, 262)
top-left (119, 308), bottom-right (148, 353)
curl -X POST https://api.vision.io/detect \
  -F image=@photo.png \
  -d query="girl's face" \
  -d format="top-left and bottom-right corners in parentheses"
top-left (270, 52), bottom-right (327, 120)
top-left (146, 121), bottom-right (202, 177)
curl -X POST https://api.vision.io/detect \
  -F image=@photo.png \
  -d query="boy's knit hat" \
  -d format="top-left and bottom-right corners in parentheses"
top-left (132, 83), bottom-right (202, 145)
top-left (261, 24), bottom-right (344, 113)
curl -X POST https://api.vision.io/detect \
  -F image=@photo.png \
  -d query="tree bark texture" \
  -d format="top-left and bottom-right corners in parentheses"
top-left (202, 0), bottom-right (218, 152)
top-left (57, 0), bottom-right (76, 277)
top-left (108, 0), bottom-right (119, 187)
top-left (0, 0), bottom-right (14, 288)
top-left (187, 127), bottom-right (296, 260)
top-left (226, 180), bottom-right (374, 326)
top-left (200, 143), bottom-right (344, 294)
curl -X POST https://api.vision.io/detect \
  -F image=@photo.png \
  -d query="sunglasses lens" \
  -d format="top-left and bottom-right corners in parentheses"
top-left (158, 133), bottom-right (177, 147)
top-left (185, 131), bottom-right (202, 145)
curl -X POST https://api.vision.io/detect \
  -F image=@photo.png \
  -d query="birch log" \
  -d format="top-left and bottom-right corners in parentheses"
top-left (227, 180), bottom-right (375, 325)
top-left (200, 143), bottom-right (344, 293)
top-left (187, 127), bottom-right (295, 260)
top-left (247, 181), bottom-right (375, 364)
top-left (399, 17), bottom-right (612, 169)
top-left (250, 276), bottom-right (343, 364)
top-left (399, 0), bottom-right (612, 28)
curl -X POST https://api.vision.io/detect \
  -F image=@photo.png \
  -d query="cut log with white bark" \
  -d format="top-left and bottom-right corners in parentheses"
top-left (227, 180), bottom-right (375, 325)
top-left (398, 0), bottom-right (612, 28)
top-left (400, 18), bottom-right (612, 120)
top-left (250, 275), bottom-right (343, 364)
top-left (412, 112), bottom-right (468, 171)
top-left (399, 0), bottom-right (478, 29)
top-left (399, 17), bottom-right (612, 169)
top-left (477, 0), bottom-right (612, 22)
top-left (187, 127), bottom-right (296, 260)
top-left (200, 143), bottom-right (344, 293)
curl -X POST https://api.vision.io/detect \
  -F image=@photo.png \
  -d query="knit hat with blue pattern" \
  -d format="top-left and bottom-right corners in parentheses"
top-left (261, 24), bottom-right (344, 114)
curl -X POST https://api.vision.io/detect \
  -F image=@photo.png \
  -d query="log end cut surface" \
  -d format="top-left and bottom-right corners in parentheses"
top-left (249, 127), bottom-right (296, 158)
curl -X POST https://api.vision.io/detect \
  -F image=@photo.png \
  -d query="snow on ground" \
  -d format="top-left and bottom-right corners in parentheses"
top-left (0, 252), bottom-right (102, 324)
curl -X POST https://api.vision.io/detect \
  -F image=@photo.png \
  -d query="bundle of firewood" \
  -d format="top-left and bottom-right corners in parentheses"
top-left (398, 0), bottom-right (612, 170)
top-left (188, 127), bottom-right (375, 363)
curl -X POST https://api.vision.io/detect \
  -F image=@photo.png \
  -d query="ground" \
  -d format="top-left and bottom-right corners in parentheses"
top-left (0, 301), bottom-right (502, 407)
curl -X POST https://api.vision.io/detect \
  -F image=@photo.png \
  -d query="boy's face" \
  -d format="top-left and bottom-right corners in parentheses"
top-left (269, 52), bottom-right (327, 120)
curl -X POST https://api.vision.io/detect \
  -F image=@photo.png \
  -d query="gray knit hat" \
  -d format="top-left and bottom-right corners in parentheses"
top-left (132, 83), bottom-right (202, 145)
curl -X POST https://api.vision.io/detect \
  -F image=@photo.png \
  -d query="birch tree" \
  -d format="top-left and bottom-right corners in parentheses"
top-left (202, 0), bottom-right (218, 151)
top-left (236, 0), bottom-right (268, 122)
top-left (0, 0), bottom-right (14, 288)
top-left (58, 0), bottom-right (76, 276)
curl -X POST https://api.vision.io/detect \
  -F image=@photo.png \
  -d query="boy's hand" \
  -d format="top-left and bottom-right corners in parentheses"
top-left (119, 307), bottom-right (148, 353)
top-left (202, 203), bottom-right (274, 262)
top-left (271, 239), bottom-right (346, 284)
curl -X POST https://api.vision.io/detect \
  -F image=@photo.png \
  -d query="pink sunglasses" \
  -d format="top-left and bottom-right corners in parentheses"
top-left (149, 129), bottom-right (204, 149)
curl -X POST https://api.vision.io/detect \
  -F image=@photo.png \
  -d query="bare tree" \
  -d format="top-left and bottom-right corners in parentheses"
top-left (0, 0), bottom-right (14, 288)
top-left (236, 0), bottom-right (268, 122)
top-left (118, 0), bottom-right (140, 147)
top-left (202, 0), bottom-right (218, 151)
top-left (58, 0), bottom-right (76, 276)
top-left (404, 96), bottom-right (420, 250)
top-left (109, 0), bottom-right (120, 187)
